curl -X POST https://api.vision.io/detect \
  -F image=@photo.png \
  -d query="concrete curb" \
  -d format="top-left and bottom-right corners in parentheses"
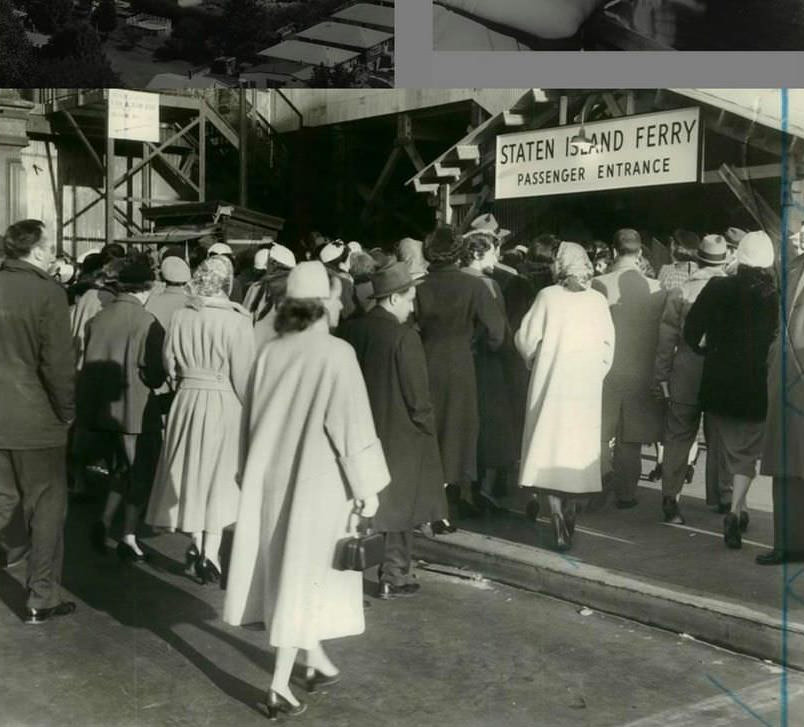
top-left (413, 530), bottom-right (804, 670)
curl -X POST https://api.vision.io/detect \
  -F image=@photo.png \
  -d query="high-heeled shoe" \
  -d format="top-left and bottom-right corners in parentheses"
top-left (184, 544), bottom-right (200, 576)
top-left (262, 690), bottom-right (307, 720)
top-left (304, 667), bottom-right (341, 693)
top-left (551, 513), bottom-right (571, 552)
top-left (195, 557), bottom-right (221, 585)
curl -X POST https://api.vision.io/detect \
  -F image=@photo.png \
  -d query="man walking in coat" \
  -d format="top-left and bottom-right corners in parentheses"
top-left (653, 235), bottom-right (729, 524)
top-left (593, 229), bottom-right (668, 508)
top-left (79, 254), bottom-right (166, 561)
top-left (341, 262), bottom-right (447, 598)
top-left (0, 220), bottom-right (77, 624)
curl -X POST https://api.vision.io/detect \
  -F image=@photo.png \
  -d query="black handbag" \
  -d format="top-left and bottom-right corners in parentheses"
top-left (334, 508), bottom-right (385, 572)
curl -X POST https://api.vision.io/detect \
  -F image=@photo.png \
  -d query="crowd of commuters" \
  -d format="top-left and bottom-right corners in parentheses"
top-left (0, 213), bottom-right (800, 717)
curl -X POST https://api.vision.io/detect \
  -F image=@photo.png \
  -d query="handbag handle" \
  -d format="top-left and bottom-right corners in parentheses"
top-left (347, 503), bottom-right (375, 535)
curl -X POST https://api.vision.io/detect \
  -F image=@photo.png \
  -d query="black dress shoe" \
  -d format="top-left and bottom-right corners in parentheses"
top-left (646, 464), bottom-right (663, 482)
top-left (378, 582), bottom-right (420, 599)
top-left (302, 667), bottom-right (341, 693)
top-left (756, 549), bottom-right (804, 565)
top-left (91, 522), bottom-right (107, 554)
top-left (661, 496), bottom-right (685, 524)
top-left (261, 690), bottom-right (307, 720)
top-left (723, 513), bottom-right (741, 549)
top-left (24, 601), bottom-right (76, 625)
top-left (430, 519), bottom-right (457, 535)
top-left (195, 557), bottom-right (221, 585)
top-left (615, 499), bottom-right (639, 510)
top-left (525, 498), bottom-right (540, 522)
top-left (116, 541), bottom-right (146, 562)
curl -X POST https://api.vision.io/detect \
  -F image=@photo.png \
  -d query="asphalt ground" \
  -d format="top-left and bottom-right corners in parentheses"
top-left (1, 498), bottom-right (803, 727)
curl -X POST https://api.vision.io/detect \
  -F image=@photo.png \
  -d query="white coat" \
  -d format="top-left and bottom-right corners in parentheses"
top-left (222, 325), bottom-right (389, 649)
top-left (146, 296), bottom-right (255, 535)
top-left (515, 285), bottom-right (615, 494)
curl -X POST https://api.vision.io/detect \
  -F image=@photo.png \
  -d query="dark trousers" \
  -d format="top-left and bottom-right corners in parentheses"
top-left (379, 531), bottom-right (413, 587)
top-left (703, 413), bottom-right (733, 506)
top-left (662, 401), bottom-right (699, 498)
top-left (0, 447), bottom-right (67, 609)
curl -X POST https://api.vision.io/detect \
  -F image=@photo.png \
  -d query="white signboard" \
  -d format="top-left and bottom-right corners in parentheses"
top-left (495, 107), bottom-right (701, 200)
top-left (107, 89), bottom-right (160, 142)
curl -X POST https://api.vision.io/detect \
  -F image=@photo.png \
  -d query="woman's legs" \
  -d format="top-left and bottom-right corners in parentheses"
top-left (730, 474), bottom-right (752, 515)
top-left (271, 647), bottom-right (301, 705)
top-left (202, 532), bottom-right (222, 570)
top-left (190, 531), bottom-right (203, 552)
top-left (302, 643), bottom-right (339, 677)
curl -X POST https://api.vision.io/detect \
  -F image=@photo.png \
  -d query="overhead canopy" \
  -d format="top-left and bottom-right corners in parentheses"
top-left (408, 89), bottom-right (803, 194)
top-left (407, 89), bottom-right (803, 239)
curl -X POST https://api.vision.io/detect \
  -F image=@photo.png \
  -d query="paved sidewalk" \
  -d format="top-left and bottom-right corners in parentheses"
top-left (414, 449), bottom-right (804, 667)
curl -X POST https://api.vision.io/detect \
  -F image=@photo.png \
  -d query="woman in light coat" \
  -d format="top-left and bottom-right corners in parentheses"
top-left (516, 242), bottom-right (615, 551)
top-left (146, 256), bottom-right (255, 583)
top-left (223, 262), bottom-right (389, 719)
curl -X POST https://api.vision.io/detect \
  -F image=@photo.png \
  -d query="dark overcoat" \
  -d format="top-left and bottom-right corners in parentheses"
top-left (415, 264), bottom-right (506, 482)
top-left (78, 294), bottom-right (166, 434)
top-left (341, 306), bottom-right (447, 530)
top-left (683, 273), bottom-right (778, 422)
top-left (0, 259), bottom-right (75, 449)
top-left (463, 268), bottom-right (517, 470)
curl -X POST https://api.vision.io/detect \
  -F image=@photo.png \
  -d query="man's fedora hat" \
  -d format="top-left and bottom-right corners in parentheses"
top-left (369, 261), bottom-right (423, 299)
top-left (697, 234), bottom-right (728, 264)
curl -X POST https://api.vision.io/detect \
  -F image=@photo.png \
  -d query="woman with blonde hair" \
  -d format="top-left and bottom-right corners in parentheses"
top-left (146, 256), bottom-right (255, 583)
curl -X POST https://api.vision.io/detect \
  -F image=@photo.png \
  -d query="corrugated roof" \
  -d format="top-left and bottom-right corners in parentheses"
top-left (330, 3), bottom-right (394, 31)
top-left (258, 39), bottom-right (360, 67)
top-left (297, 21), bottom-right (393, 49)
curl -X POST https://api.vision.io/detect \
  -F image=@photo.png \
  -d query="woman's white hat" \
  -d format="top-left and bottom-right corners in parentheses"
top-left (286, 261), bottom-right (329, 299)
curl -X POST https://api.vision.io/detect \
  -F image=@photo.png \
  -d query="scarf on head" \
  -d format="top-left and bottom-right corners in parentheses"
top-left (186, 256), bottom-right (233, 309)
top-left (555, 241), bottom-right (594, 291)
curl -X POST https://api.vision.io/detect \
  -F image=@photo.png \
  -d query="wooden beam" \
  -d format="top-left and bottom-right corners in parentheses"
top-left (451, 151), bottom-right (494, 192)
top-left (145, 142), bottom-right (200, 195)
top-left (702, 163), bottom-right (782, 184)
top-left (105, 133), bottom-right (114, 245)
top-left (456, 185), bottom-right (491, 233)
top-left (453, 145), bottom-right (481, 162)
top-left (198, 105), bottom-right (206, 203)
top-left (403, 141), bottom-right (426, 172)
top-left (718, 163), bottom-right (781, 240)
top-left (503, 112), bottom-right (526, 127)
top-left (62, 110), bottom-right (104, 173)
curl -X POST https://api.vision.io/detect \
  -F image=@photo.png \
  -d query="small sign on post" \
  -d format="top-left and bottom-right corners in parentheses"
top-left (495, 107), bottom-right (701, 200)
top-left (107, 89), bottom-right (160, 142)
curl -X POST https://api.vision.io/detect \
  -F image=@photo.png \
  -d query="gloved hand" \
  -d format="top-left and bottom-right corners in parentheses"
top-left (356, 495), bottom-right (379, 518)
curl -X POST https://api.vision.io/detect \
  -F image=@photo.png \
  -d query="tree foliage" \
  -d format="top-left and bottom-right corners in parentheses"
top-left (25, 0), bottom-right (72, 34)
top-left (38, 23), bottom-right (120, 87)
top-left (0, 0), bottom-right (34, 86)
top-left (93, 0), bottom-right (118, 35)
top-left (216, 0), bottom-right (273, 60)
